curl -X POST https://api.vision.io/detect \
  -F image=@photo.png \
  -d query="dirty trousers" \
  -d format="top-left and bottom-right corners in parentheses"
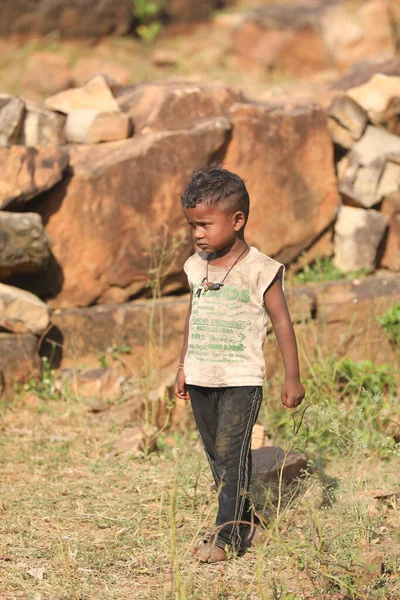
top-left (187, 385), bottom-right (263, 552)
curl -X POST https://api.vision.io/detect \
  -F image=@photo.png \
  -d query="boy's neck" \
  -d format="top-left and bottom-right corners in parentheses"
top-left (210, 238), bottom-right (249, 262)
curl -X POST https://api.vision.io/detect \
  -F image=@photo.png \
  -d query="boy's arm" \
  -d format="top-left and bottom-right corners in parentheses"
top-left (174, 290), bottom-right (192, 400)
top-left (264, 275), bottom-right (305, 409)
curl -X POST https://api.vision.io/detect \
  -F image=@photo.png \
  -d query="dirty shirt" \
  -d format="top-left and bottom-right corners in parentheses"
top-left (183, 246), bottom-right (284, 387)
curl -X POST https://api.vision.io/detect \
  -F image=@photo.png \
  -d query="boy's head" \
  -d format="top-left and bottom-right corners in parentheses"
top-left (181, 165), bottom-right (249, 222)
top-left (181, 165), bottom-right (250, 253)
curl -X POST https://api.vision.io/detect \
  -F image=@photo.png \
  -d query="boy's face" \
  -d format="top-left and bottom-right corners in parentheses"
top-left (184, 203), bottom-right (245, 253)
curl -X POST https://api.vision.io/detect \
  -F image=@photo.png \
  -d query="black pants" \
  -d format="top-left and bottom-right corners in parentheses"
top-left (187, 385), bottom-right (263, 552)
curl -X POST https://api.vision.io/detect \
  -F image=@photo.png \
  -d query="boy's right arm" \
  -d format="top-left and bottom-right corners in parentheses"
top-left (174, 290), bottom-right (192, 400)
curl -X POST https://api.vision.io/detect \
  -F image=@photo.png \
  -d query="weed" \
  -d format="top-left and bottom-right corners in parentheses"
top-left (377, 303), bottom-right (400, 348)
top-left (292, 256), bottom-right (372, 284)
top-left (133, 0), bottom-right (163, 43)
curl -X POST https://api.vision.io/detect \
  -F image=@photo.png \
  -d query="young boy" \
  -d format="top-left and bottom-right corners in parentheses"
top-left (175, 165), bottom-right (305, 563)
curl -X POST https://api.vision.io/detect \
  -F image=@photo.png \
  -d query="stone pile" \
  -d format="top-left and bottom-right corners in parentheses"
top-left (328, 74), bottom-right (400, 271)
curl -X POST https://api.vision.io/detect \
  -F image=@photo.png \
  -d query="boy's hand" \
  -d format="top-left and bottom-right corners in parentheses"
top-left (281, 377), bottom-right (305, 409)
top-left (174, 369), bottom-right (190, 400)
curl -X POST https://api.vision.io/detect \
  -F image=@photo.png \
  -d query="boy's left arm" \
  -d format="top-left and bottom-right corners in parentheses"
top-left (264, 274), bottom-right (305, 409)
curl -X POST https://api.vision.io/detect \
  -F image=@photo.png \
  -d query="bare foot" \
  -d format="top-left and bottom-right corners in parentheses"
top-left (191, 542), bottom-right (227, 563)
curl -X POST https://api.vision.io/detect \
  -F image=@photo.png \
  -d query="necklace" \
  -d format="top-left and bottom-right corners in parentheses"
top-left (196, 245), bottom-right (249, 297)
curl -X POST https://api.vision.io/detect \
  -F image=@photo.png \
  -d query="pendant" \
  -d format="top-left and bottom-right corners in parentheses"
top-left (196, 279), bottom-right (224, 297)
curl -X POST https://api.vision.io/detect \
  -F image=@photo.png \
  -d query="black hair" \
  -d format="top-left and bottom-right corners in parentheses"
top-left (181, 164), bottom-right (250, 222)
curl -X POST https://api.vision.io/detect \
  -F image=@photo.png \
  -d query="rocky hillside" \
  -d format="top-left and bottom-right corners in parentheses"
top-left (0, 0), bottom-right (399, 394)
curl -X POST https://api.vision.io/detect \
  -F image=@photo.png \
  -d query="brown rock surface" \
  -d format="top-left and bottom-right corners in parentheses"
top-left (0, 0), bottom-right (134, 38)
top-left (231, 3), bottom-right (331, 77)
top-left (331, 56), bottom-right (400, 91)
top-left (223, 102), bottom-right (339, 263)
top-left (0, 333), bottom-right (40, 396)
top-left (45, 75), bottom-right (120, 114)
top-left (0, 95), bottom-right (25, 147)
top-left (0, 146), bottom-right (68, 209)
top-left (0, 212), bottom-right (51, 277)
top-left (117, 80), bottom-right (246, 134)
top-left (37, 117), bottom-right (231, 307)
top-left (72, 58), bottom-right (132, 89)
top-left (65, 110), bottom-right (131, 144)
top-left (347, 74), bottom-right (400, 125)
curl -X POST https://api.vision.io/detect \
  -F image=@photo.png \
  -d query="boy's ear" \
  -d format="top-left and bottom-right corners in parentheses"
top-left (233, 211), bottom-right (246, 230)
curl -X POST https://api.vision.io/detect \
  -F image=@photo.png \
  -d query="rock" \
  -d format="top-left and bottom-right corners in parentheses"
top-left (327, 119), bottom-right (355, 150)
top-left (0, 0), bottom-right (134, 38)
top-left (0, 146), bottom-right (68, 209)
top-left (23, 104), bottom-right (66, 147)
top-left (36, 117), bottom-right (231, 307)
top-left (251, 424), bottom-right (265, 450)
top-left (331, 56), bottom-right (400, 91)
top-left (0, 95), bottom-right (25, 147)
top-left (0, 333), bottom-right (40, 396)
top-left (338, 126), bottom-right (400, 208)
top-left (382, 96), bottom-right (400, 135)
top-left (231, 3), bottom-right (331, 77)
top-left (22, 53), bottom-right (73, 99)
top-left (252, 446), bottom-right (308, 483)
top-left (381, 191), bottom-right (400, 216)
top-left (334, 206), bottom-right (389, 272)
top-left (45, 75), bottom-right (120, 115)
top-left (117, 80), bottom-right (246, 134)
top-left (65, 110), bottom-right (131, 144)
top-left (320, 3), bottom-right (363, 69)
top-left (0, 212), bottom-right (51, 278)
top-left (377, 159), bottom-right (400, 200)
top-left (328, 95), bottom-right (368, 142)
top-left (223, 101), bottom-right (339, 263)
top-left (113, 425), bottom-right (157, 455)
top-left (72, 58), bottom-right (132, 89)
top-left (151, 49), bottom-right (179, 68)
top-left (347, 74), bottom-right (400, 124)
top-left (324, 0), bottom-right (394, 70)
top-left (47, 294), bottom-right (189, 371)
top-left (57, 367), bottom-right (128, 401)
top-left (163, 0), bottom-right (223, 23)
top-left (0, 283), bottom-right (50, 335)
top-left (381, 214), bottom-right (400, 270)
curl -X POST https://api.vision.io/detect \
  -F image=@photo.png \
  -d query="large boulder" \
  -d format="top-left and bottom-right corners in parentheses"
top-left (0, 283), bottom-right (50, 335)
top-left (22, 52), bottom-right (73, 99)
top-left (0, 146), bottom-right (68, 209)
top-left (0, 0), bottom-right (134, 38)
top-left (222, 101), bottom-right (339, 263)
top-left (0, 212), bottom-right (51, 278)
top-left (117, 80), bottom-right (246, 134)
top-left (0, 95), bottom-right (25, 147)
top-left (36, 117), bottom-right (231, 307)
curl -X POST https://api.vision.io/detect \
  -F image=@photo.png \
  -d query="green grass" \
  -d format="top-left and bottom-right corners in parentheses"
top-left (292, 256), bottom-right (372, 285)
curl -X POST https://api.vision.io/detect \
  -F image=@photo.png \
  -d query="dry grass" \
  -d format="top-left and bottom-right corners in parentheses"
top-left (1, 381), bottom-right (399, 600)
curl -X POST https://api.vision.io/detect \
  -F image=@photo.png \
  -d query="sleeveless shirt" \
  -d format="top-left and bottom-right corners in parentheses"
top-left (183, 246), bottom-right (284, 387)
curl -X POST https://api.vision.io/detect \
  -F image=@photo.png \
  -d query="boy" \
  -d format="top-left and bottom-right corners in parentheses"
top-left (175, 165), bottom-right (305, 563)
